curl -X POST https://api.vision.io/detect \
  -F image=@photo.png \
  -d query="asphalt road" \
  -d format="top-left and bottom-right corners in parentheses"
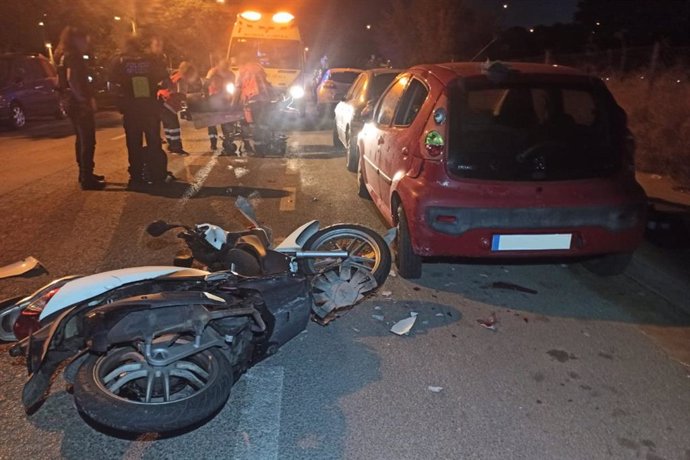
top-left (0, 112), bottom-right (689, 460)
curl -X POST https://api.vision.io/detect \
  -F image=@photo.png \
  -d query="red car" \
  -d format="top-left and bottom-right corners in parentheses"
top-left (356, 62), bottom-right (647, 278)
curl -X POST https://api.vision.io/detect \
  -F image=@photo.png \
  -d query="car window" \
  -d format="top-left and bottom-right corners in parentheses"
top-left (368, 73), bottom-right (398, 103)
top-left (375, 75), bottom-right (407, 126)
top-left (393, 78), bottom-right (428, 126)
top-left (448, 81), bottom-right (620, 181)
top-left (330, 71), bottom-right (360, 84)
top-left (346, 74), bottom-right (366, 101)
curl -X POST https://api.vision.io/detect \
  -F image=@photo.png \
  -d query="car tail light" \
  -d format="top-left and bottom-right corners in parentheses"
top-left (424, 131), bottom-right (445, 157)
top-left (13, 287), bottom-right (60, 340)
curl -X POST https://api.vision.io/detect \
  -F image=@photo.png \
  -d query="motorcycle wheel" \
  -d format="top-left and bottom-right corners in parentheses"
top-left (299, 224), bottom-right (391, 287)
top-left (73, 341), bottom-right (232, 433)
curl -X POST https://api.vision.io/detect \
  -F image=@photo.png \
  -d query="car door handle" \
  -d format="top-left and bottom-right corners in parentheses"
top-left (378, 136), bottom-right (385, 145)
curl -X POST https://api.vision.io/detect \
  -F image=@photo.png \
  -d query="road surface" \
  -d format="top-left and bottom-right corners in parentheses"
top-left (0, 113), bottom-right (689, 460)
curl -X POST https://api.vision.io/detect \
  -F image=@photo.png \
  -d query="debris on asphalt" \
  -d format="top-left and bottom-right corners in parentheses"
top-left (390, 315), bottom-right (417, 335)
top-left (312, 197), bottom-right (319, 202)
top-left (523, 317), bottom-right (529, 323)
top-left (428, 386), bottom-right (443, 393)
top-left (477, 312), bottom-right (498, 331)
top-left (410, 311), bottom-right (419, 317)
top-left (389, 270), bottom-right (397, 278)
top-left (234, 167), bottom-right (250, 179)
top-left (413, 286), bottom-right (421, 291)
top-left (490, 281), bottom-right (538, 295)
top-left (381, 290), bottom-right (393, 297)
top-left (374, 306), bottom-right (382, 310)
top-left (372, 314), bottom-right (385, 321)
top-left (435, 313), bottom-right (445, 317)
top-left (479, 273), bottom-right (489, 278)
top-left (650, 174), bottom-right (663, 180)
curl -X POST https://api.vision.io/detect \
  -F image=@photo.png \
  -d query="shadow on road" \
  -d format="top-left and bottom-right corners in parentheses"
top-left (0, 112), bottom-right (122, 140)
top-left (101, 181), bottom-right (291, 200)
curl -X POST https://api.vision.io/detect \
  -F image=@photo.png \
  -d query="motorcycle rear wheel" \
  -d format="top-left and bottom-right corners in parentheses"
top-left (299, 224), bottom-right (391, 287)
top-left (73, 344), bottom-right (232, 433)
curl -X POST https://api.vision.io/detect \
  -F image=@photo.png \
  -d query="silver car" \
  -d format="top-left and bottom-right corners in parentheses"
top-left (333, 68), bottom-right (401, 171)
top-left (315, 68), bottom-right (362, 117)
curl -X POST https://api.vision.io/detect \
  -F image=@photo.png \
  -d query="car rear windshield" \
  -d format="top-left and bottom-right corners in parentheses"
top-left (369, 73), bottom-right (398, 101)
top-left (330, 71), bottom-right (360, 84)
top-left (448, 79), bottom-right (623, 181)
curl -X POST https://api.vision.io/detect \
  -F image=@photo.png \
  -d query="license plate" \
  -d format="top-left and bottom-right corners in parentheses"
top-left (491, 234), bottom-right (572, 251)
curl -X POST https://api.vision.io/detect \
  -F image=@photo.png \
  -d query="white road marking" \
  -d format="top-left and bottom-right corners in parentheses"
top-left (177, 151), bottom-right (221, 207)
top-left (279, 187), bottom-right (297, 211)
top-left (230, 365), bottom-right (284, 460)
top-left (109, 133), bottom-right (126, 140)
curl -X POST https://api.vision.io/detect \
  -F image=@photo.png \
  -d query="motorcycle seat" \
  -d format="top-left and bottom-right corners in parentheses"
top-left (233, 235), bottom-right (289, 276)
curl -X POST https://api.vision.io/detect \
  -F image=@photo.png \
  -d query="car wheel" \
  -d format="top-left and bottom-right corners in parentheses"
top-left (582, 252), bottom-right (633, 276)
top-left (357, 149), bottom-right (371, 199)
top-left (346, 129), bottom-right (358, 172)
top-left (333, 123), bottom-right (344, 150)
top-left (9, 103), bottom-right (26, 129)
top-left (395, 205), bottom-right (422, 279)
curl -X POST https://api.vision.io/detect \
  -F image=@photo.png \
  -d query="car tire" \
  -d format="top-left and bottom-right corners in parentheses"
top-left (333, 124), bottom-right (344, 150)
top-left (582, 252), bottom-right (633, 276)
top-left (395, 205), bottom-right (423, 279)
top-left (357, 150), bottom-right (371, 199)
top-left (9, 103), bottom-right (26, 129)
top-left (346, 129), bottom-right (358, 172)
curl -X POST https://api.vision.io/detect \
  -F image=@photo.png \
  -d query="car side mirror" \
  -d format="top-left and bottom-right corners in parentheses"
top-left (361, 100), bottom-right (374, 120)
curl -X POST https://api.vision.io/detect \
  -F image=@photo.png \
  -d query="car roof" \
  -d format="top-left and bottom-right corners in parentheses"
top-left (413, 61), bottom-right (592, 85)
top-left (327, 68), bottom-right (364, 73)
top-left (366, 68), bottom-right (402, 77)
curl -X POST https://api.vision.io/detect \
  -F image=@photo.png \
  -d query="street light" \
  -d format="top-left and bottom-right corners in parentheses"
top-left (366, 24), bottom-right (371, 30)
top-left (503, 3), bottom-right (508, 8)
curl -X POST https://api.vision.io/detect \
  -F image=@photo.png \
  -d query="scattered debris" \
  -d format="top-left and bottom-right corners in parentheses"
top-left (410, 311), bottom-right (419, 317)
top-left (427, 386), bottom-right (443, 393)
top-left (477, 312), bottom-right (497, 331)
top-left (372, 314), bottom-right (385, 321)
top-left (479, 273), bottom-right (489, 278)
top-left (389, 270), bottom-right (397, 278)
top-left (650, 174), bottom-right (663, 180)
top-left (523, 317), bottom-right (529, 323)
top-left (234, 167), bottom-right (250, 179)
top-left (312, 197), bottom-right (319, 202)
top-left (435, 313), bottom-right (445, 317)
top-left (490, 281), bottom-right (538, 295)
top-left (390, 315), bottom-right (417, 335)
top-left (413, 286), bottom-right (421, 291)
top-left (351, 327), bottom-right (360, 333)
top-left (227, 165), bottom-right (234, 170)
top-left (374, 306), bottom-right (382, 311)
top-left (381, 290), bottom-right (393, 297)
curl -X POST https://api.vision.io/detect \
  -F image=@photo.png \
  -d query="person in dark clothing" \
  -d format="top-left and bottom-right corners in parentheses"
top-left (110, 37), bottom-right (170, 188)
top-left (205, 60), bottom-right (235, 153)
top-left (55, 26), bottom-right (105, 190)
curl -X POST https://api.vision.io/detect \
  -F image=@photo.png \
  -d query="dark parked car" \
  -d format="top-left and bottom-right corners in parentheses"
top-left (0, 53), bottom-right (66, 129)
top-left (356, 62), bottom-right (647, 278)
top-left (334, 68), bottom-right (401, 171)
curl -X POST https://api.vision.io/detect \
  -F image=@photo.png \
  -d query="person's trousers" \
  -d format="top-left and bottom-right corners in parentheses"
top-left (123, 107), bottom-right (163, 180)
top-left (69, 106), bottom-right (96, 182)
top-left (160, 107), bottom-right (183, 151)
top-left (208, 124), bottom-right (233, 150)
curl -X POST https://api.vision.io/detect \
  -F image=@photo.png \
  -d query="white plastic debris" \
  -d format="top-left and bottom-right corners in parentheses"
top-left (479, 273), bottom-right (489, 278)
top-left (410, 311), bottom-right (419, 317)
top-left (390, 316), bottom-right (417, 335)
top-left (435, 313), bottom-right (445, 317)
top-left (428, 386), bottom-right (443, 393)
top-left (372, 314), bottom-right (385, 321)
top-left (374, 306), bottom-right (382, 311)
top-left (234, 167), bottom-right (250, 178)
top-left (381, 290), bottom-right (393, 297)
top-left (389, 270), bottom-right (397, 278)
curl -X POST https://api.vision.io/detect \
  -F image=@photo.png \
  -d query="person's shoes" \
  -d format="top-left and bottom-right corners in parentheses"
top-left (126, 177), bottom-right (149, 190)
top-left (210, 142), bottom-right (218, 151)
top-left (80, 178), bottom-right (106, 190)
top-left (91, 173), bottom-right (105, 181)
top-left (169, 149), bottom-right (190, 157)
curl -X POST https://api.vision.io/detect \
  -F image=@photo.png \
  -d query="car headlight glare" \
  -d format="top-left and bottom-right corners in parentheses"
top-left (289, 85), bottom-right (305, 99)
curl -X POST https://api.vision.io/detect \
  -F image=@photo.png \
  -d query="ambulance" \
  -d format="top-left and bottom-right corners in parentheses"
top-left (227, 10), bottom-right (306, 107)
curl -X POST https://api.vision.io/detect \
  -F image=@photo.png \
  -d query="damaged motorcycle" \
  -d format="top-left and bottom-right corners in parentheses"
top-left (7, 198), bottom-right (391, 433)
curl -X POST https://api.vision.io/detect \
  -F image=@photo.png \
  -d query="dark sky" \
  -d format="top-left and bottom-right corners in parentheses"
top-left (478, 0), bottom-right (579, 27)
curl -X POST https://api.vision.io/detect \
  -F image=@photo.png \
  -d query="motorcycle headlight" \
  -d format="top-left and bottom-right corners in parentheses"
top-left (289, 85), bottom-right (305, 99)
top-left (225, 83), bottom-right (236, 95)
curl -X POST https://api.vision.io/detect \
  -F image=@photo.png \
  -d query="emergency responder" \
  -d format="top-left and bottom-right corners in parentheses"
top-left (110, 37), bottom-right (169, 188)
top-left (205, 59), bottom-right (235, 153)
top-left (159, 61), bottom-right (198, 156)
top-left (55, 26), bottom-right (105, 190)
top-left (236, 52), bottom-right (271, 129)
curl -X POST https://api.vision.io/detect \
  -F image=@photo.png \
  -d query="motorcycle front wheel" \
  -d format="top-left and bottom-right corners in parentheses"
top-left (299, 224), bottom-right (391, 287)
top-left (73, 342), bottom-right (232, 433)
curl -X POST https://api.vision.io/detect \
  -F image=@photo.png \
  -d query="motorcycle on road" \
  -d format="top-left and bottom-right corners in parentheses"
top-left (6, 198), bottom-right (391, 433)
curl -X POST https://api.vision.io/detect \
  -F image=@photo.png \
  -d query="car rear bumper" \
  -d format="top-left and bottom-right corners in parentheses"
top-left (412, 205), bottom-right (646, 258)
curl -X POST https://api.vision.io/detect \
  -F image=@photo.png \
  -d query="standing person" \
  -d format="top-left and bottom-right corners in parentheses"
top-left (236, 52), bottom-right (271, 128)
top-left (110, 37), bottom-right (169, 188)
top-left (159, 61), bottom-right (198, 156)
top-left (55, 26), bottom-right (105, 190)
top-left (205, 60), bottom-right (235, 154)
